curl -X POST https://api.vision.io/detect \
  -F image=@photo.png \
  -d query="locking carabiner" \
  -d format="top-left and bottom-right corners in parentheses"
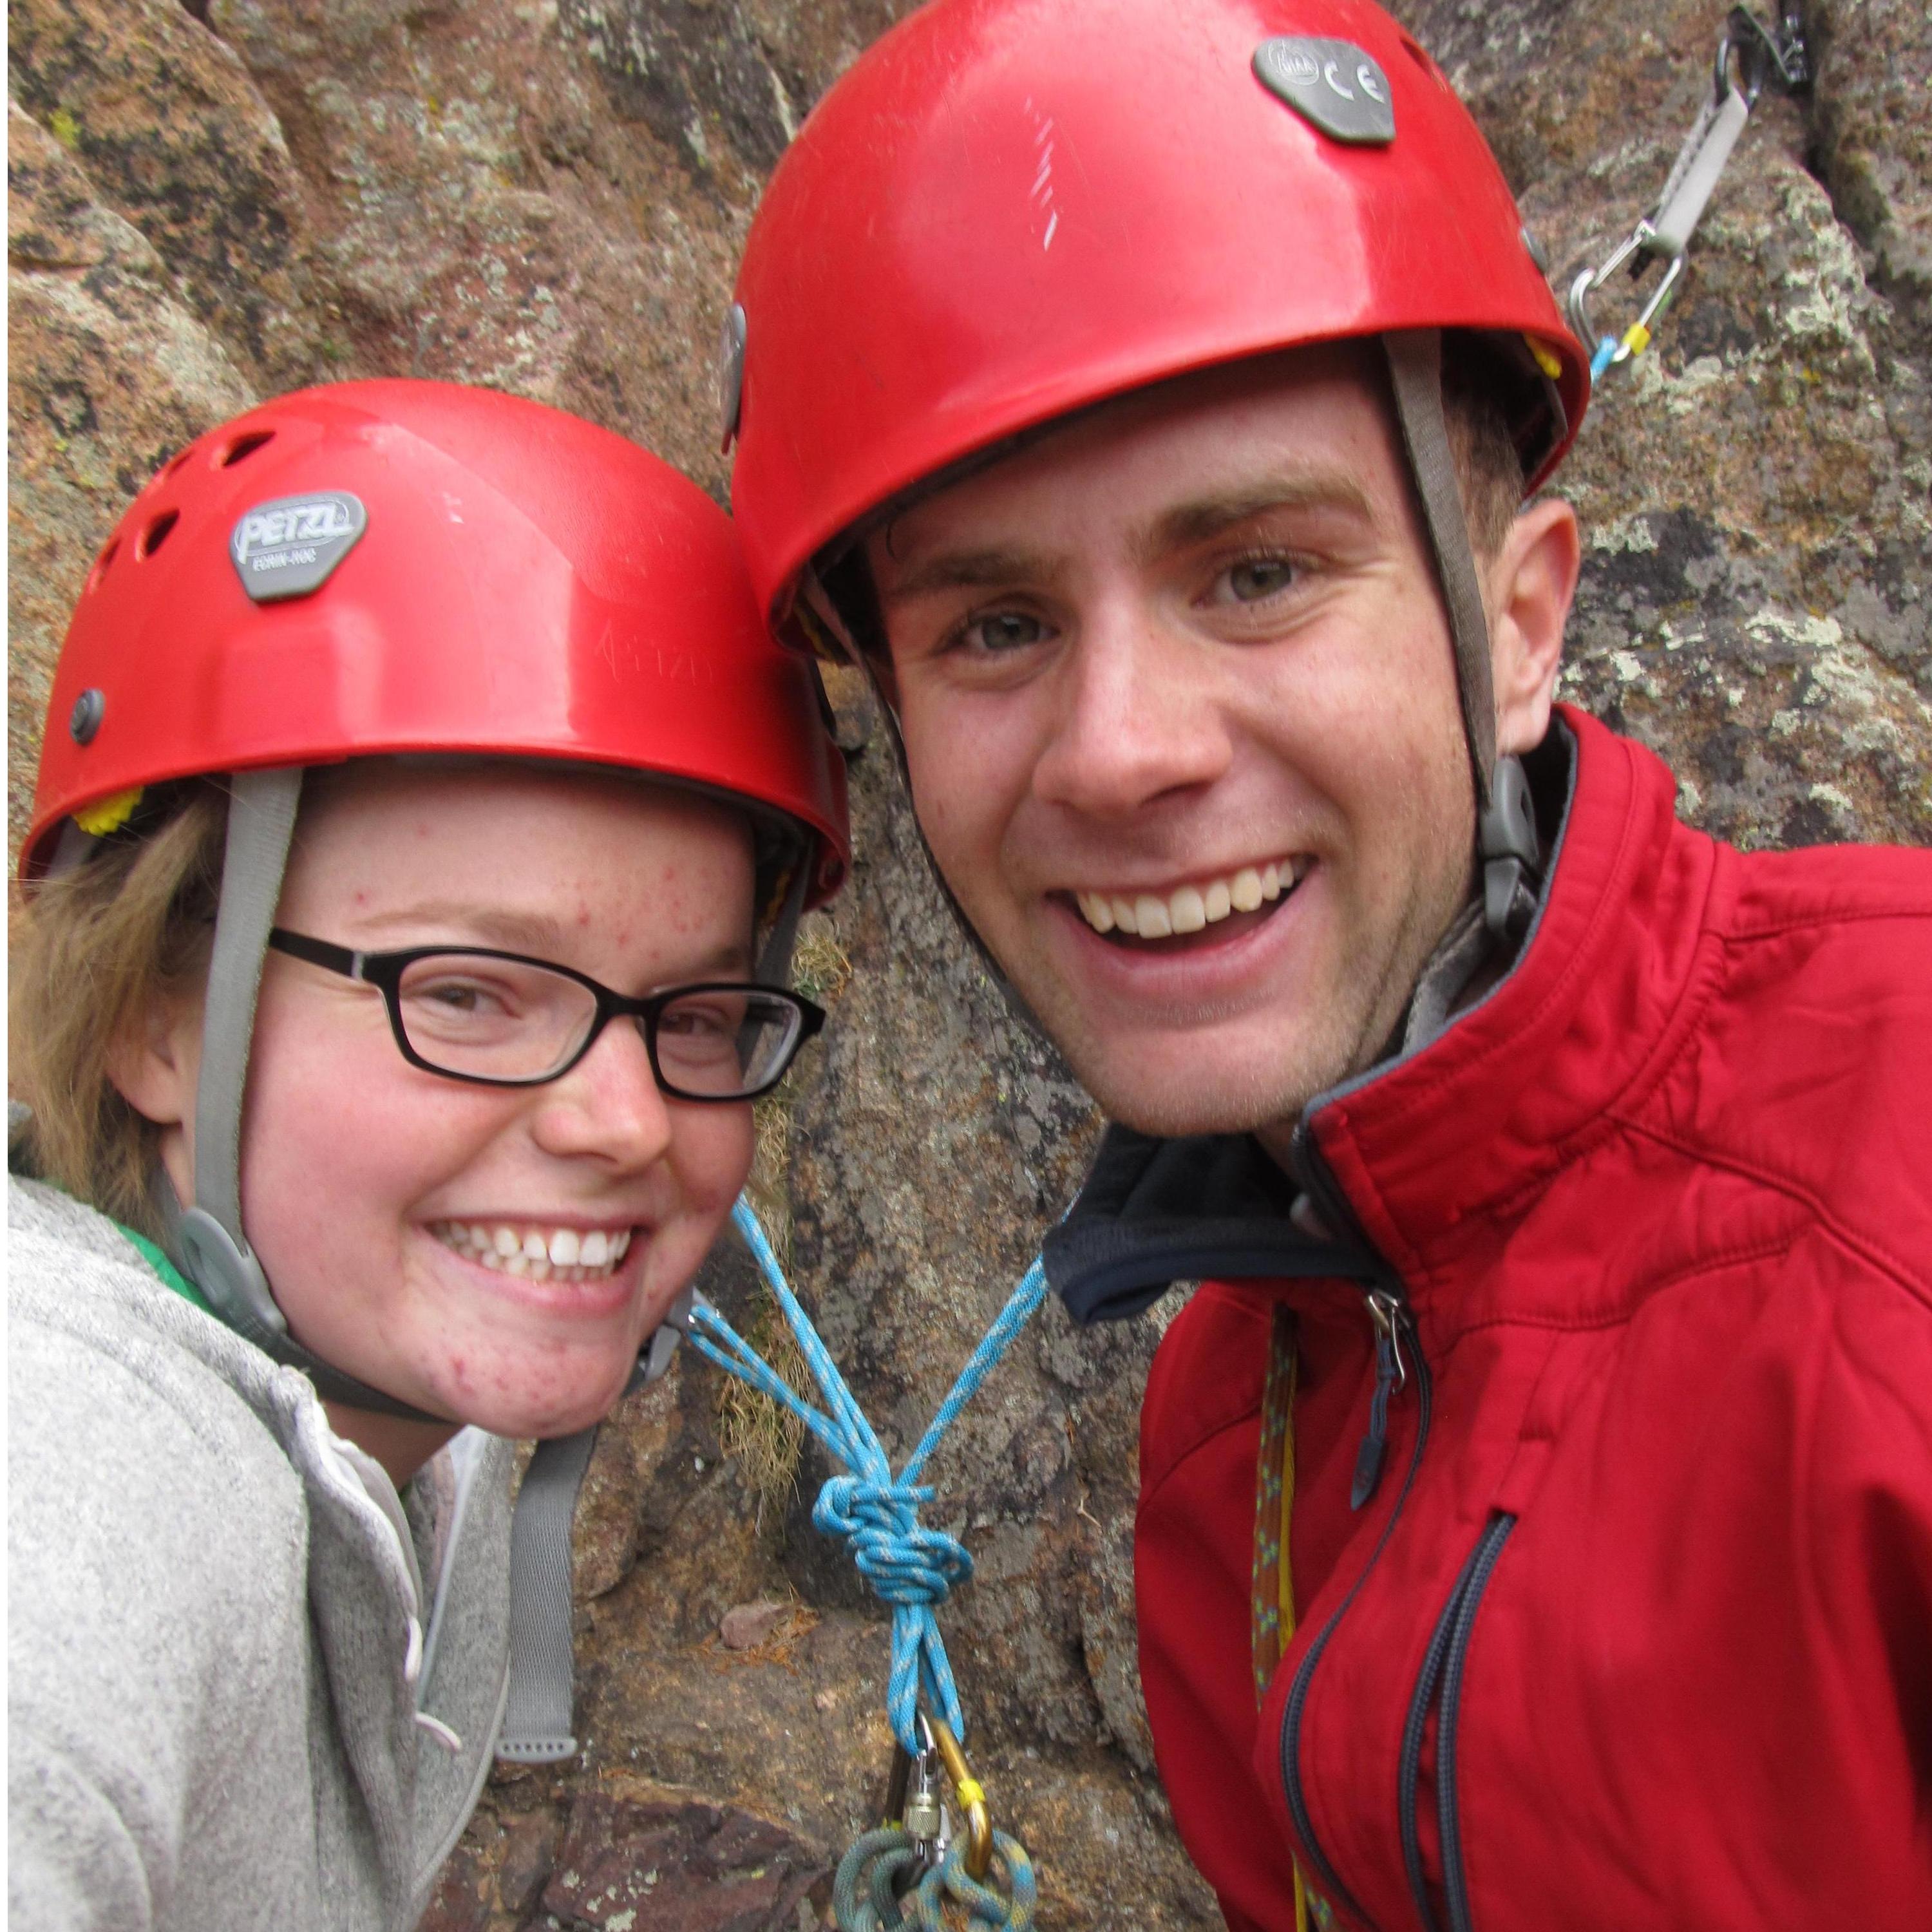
top-left (927, 1714), bottom-right (996, 1884)
top-left (884, 1713), bottom-right (950, 1866)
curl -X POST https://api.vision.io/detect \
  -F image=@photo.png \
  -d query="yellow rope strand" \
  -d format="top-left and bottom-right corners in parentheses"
top-left (1251, 1306), bottom-right (1309, 1932)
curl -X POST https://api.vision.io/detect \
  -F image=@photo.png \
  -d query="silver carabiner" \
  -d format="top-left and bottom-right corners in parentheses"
top-left (1569, 236), bottom-right (1687, 382)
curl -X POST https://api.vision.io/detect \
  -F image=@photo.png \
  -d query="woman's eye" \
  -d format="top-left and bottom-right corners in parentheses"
top-left (660, 1005), bottom-right (734, 1039)
top-left (412, 978), bottom-right (510, 1018)
top-left (957, 609), bottom-right (1050, 654)
top-left (1213, 556), bottom-right (1297, 604)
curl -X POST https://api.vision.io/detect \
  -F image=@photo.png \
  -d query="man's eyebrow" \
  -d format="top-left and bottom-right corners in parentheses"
top-left (1134, 473), bottom-right (1379, 562)
top-left (875, 474), bottom-right (1378, 605)
top-left (873, 545), bottom-right (1067, 608)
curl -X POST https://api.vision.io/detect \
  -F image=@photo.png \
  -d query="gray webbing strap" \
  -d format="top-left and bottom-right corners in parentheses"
top-left (193, 768), bottom-right (300, 1276)
top-left (1383, 330), bottom-right (1497, 808)
top-left (175, 767), bottom-right (442, 1421)
top-left (1651, 86), bottom-right (1751, 256)
top-left (176, 769), bottom-right (303, 1355)
top-left (494, 1287), bottom-right (694, 1763)
top-left (755, 847), bottom-right (813, 986)
top-left (497, 1426), bottom-right (599, 1762)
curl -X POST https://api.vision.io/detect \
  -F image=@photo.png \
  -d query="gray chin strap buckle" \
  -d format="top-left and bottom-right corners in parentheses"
top-left (176, 1205), bottom-right (289, 1346)
top-left (1479, 754), bottom-right (1542, 945)
top-left (626, 1285), bottom-right (696, 1395)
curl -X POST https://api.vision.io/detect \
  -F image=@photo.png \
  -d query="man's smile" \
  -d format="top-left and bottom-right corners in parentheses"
top-left (1070, 853), bottom-right (1312, 942)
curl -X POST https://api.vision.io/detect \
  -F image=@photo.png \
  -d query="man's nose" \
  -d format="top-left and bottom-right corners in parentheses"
top-left (1031, 594), bottom-right (1233, 817)
top-left (529, 1018), bottom-right (677, 1171)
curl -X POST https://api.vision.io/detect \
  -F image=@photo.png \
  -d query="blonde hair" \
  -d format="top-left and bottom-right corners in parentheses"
top-left (10, 785), bottom-right (228, 1240)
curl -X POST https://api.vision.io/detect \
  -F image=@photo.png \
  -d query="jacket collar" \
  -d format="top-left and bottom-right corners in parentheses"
top-left (1047, 710), bottom-right (1717, 1326)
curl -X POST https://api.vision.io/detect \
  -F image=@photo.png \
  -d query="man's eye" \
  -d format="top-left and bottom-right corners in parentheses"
top-left (1214, 556), bottom-right (1297, 603)
top-left (958, 609), bottom-right (1050, 654)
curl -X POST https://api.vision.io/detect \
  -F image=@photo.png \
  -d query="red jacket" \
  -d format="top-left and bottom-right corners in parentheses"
top-left (1057, 710), bottom-right (1932, 1930)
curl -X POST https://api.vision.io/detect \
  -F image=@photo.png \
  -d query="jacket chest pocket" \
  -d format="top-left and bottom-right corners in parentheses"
top-left (1280, 1509), bottom-right (1520, 1932)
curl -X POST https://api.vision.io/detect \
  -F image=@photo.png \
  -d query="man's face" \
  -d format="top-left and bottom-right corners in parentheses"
top-left (870, 346), bottom-right (1479, 1139)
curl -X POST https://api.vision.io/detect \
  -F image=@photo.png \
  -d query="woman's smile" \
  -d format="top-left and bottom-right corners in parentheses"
top-left (427, 1218), bottom-right (637, 1283)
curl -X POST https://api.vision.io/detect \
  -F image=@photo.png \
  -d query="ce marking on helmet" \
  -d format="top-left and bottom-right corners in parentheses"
top-left (1253, 37), bottom-right (1396, 147)
top-left (1322, 59), bottom-right (1385, 103)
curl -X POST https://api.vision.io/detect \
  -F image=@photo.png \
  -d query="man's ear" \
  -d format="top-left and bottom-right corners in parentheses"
top-left (104, 994), bottom-right (202, 1202)
top-left (1487, 496), bottom-right (1581, 757)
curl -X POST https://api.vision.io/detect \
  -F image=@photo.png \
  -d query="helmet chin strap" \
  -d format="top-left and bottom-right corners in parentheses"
top-left (1381, 330), bottom-right (1542, 943)
top-left (175, 767), bottom-right (450, 1423)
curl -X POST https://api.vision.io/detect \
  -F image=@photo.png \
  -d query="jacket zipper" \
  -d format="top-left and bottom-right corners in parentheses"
top-left (1396, 1515), bottom-right (1516, 1932)
top-left (1276, 1124), bottom-right (1435, 1931)
top-left (1290, 1123), bottom-right (1410, 1517)
top-left (1352, 1289), bottom-right (1409, 1510)
top-left (1437, 1514), bottom-right (1516, 1932)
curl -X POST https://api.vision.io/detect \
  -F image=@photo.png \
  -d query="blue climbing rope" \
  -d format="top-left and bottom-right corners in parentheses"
top-left (684, 1198), bottom-right (1048, 1755)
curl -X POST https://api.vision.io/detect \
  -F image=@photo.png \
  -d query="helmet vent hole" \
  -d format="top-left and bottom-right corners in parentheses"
top-left (1399, 35), bottom-right (1438, 79)
top-left (221, 429), bottom-right (276, 468)
top-left (86, 538), bottom-right (121, 592)
top-left (137, 509), bottom-right (180, 559)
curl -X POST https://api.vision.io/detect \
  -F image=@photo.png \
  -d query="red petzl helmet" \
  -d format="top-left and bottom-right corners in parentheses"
top-left (726, 0), bottom-right (1589, 633)
top-left (26, 377), bottom-right (849, 898)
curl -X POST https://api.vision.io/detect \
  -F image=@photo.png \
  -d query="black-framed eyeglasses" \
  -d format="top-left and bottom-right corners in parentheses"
top-left (266, 929), bottom-right (826, 1100)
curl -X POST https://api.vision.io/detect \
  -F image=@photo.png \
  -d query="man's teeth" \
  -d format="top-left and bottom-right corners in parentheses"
top-left (430, 1221), bottom-right (633, 1283)
top-left (1077, 859), bottom-right (1303, 938)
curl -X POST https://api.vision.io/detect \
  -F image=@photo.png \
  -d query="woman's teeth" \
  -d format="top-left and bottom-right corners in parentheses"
top-left (430, 1220), bottom-right (632, 1283)
top-left (1075, 858), bottom-right (1305, 938)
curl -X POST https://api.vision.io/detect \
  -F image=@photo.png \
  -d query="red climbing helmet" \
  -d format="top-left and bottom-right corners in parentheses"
top-left (26, 378), bottom-right (849, 898)
top-left (725, 0), bottom-right (1589, 634)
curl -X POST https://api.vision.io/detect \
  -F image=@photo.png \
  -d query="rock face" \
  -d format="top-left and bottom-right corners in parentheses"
top-left (1412, 0), bottom-right (1932, 853)
top-left (8, 3), bottom-right (1929, 1929)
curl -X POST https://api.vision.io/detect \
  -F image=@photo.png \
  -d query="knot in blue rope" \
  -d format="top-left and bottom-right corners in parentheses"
top-left (683, 1200), bottom-right (1048, 1755)
top-left (813, 1475), bottom-right (972, 1607)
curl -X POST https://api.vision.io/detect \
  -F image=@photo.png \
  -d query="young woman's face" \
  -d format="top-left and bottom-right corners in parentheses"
top-left (218, 764), bottom-right (757, 1443)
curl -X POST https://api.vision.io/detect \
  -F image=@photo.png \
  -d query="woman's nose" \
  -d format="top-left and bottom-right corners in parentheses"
top-left (528, 1018), bottom-right (676, 1171)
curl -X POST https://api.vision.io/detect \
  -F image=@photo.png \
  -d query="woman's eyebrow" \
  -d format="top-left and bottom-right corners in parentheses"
top-left (672, 938), bottom-right (755, 980)
top-left (348, 902), bottom-right (569, 951)
top-left (346, 905), bottom-right (755, 978)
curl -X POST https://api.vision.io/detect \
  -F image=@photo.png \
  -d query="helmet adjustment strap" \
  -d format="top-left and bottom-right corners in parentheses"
top-left (1382, 329), bottom-right (1541, 941)
top-left (176, 766), bottom-right (444, 1423)
top-left (1383, 329), bottom-right (1497, 802)
top-left (754, 845), bottom-right (814, 987)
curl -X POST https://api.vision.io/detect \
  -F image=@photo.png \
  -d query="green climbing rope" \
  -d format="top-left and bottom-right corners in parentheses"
top-left (832, 1829), bottom-right (1039, 1931)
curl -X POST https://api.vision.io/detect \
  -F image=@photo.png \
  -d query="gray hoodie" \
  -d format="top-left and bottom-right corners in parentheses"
top-left (7, 1177), bottom-right (516, 1931)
